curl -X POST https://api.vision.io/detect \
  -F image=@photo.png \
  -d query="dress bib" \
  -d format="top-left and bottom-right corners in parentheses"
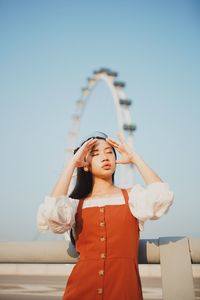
top-left (62, 188), bottom-right (143, 300)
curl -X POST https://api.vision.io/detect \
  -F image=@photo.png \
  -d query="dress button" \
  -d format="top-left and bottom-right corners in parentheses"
top-left (97, 288), bottom-right (103, 294)
top-left (100, 207), bottom-right (104, 212)
top-left (99, 269), bottom-right (104, 276)
top-left (100, 253), bottom-right (106, 259)
top-left (99, 221), bottom-right (105, 227)
top-left (100, 236), bottom-right (106, 242)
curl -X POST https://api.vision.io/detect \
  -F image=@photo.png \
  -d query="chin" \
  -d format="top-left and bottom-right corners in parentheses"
top-left (101, 169), bottom-right (115, 178)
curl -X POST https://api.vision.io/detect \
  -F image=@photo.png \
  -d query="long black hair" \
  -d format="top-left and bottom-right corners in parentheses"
top-left (68, 135), bottom-right (117, 246)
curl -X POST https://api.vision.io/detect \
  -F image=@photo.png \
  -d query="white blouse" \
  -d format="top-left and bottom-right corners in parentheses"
top-left (36, 182), bottom-right (174, 234)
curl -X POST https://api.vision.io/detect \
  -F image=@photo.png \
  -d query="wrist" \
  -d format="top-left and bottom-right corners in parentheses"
top-left (130, 151), bottom-right (141, 165)
top-left (63, 159), bottom-right (77, 174)
top-left (69, 158), bottom-right (77, 168)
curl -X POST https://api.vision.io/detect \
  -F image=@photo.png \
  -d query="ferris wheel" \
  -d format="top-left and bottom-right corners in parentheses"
top-left (65, 68), bottom-right (137, 188)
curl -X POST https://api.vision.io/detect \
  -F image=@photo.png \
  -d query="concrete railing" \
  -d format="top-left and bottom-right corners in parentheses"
top-left (0, 236), bottom-right (199, 300)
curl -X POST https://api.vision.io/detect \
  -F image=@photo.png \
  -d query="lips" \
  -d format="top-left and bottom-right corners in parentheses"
top-left (102, 163), bottom-right (111, 169)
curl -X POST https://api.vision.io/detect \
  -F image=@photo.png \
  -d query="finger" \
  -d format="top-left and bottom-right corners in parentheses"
top-left (117, 132), bottom-right (125, 143)
top-left (85, 138), bottom-right (98, 147)
top-left (106, 137), bottom-right (118, 143)
top-left (83, 137), bottom-right (97, 144)
top-left (106, 138), bottom-right (119, 147)
top-left (86, 141), bottom-right (98, 154)
top-left (115, 159), bottom-right (124, 164)
top-left (82, 138), bottom-right (98, 151)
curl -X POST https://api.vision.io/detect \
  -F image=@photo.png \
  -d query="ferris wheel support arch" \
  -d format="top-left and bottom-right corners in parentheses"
top-left (65, 68), bottom-right (137, 188)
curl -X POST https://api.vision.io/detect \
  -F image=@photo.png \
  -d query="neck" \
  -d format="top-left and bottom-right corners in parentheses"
top-left (91, 176), bottom-right (113, 196)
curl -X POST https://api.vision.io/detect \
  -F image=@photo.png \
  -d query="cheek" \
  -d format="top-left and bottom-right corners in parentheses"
top-left (111, 154), bottom-right (116, 163)
top-left (89, 157), bottom-right (100, 169)
top-left (92, 157), bottom-right (102, 167)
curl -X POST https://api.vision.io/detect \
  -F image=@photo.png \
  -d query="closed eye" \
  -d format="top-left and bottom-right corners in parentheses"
top-left (91, 151), bottom-right (112, 156)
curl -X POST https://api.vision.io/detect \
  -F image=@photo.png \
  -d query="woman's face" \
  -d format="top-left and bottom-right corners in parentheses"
top-left (86, 139), bottom-right (116, 179)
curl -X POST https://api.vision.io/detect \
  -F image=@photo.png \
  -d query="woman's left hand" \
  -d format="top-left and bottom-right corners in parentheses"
top-left (106, 133), bottom-right (135, 164)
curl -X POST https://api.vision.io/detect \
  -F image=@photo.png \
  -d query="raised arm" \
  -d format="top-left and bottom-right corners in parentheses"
top-left (50, 160), bottom-right (77, 197)
top-left (50, 137), bottom-right (98, 197)
top-left (37, 138), bottom-right (99, 233)
top-left (106, 133), bottom-right (174, 231)
top-left (130, 151), bottom-right (162, 184)
top-left (106, 133), bottom-right (162, 185)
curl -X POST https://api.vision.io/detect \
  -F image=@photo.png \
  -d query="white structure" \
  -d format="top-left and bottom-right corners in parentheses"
top-left (65, 68), bottom-right (136, 188)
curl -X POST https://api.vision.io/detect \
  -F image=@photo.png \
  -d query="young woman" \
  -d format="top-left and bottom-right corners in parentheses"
top-left (37, 131), bottom-right (174, 300)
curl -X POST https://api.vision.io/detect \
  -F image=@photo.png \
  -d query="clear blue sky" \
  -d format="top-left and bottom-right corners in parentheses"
top-left (0, 0), bottom-right (199, 241)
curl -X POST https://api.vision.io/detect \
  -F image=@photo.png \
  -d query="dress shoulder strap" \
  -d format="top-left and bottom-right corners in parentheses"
top-left (121, 188), bottom-right (129, 205)
top-left (76, 198), bottom-right (84, 213)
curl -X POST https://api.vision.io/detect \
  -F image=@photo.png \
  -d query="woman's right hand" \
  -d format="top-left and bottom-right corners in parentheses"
top-left (72, 138), bottom-right (98, 168)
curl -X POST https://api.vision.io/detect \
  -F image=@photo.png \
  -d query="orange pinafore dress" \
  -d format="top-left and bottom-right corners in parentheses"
top-left (62, 188), bottom-right (143, 300)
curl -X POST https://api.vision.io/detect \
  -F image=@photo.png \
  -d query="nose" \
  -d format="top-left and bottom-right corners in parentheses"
top-left (101, 154), bottom-right (109, 162)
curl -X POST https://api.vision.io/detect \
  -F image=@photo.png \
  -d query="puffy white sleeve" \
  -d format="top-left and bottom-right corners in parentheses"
top-left (36, 195), bottom-right (79, 234)
top-left (128, 182), bottom-right (174, 231)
